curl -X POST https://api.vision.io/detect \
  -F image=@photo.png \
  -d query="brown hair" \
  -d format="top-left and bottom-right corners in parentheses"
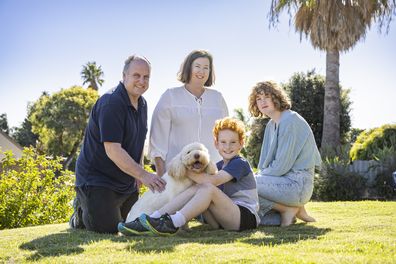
top-left (213, 117), bottom-right (246, 142)
top-left (248, 81), bottom-right (291, 118)
top-left (177, 50), bottom-right (215, 87)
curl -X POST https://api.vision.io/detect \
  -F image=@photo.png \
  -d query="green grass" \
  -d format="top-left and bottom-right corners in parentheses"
top-left (1, 201), bottom-right (395, 263)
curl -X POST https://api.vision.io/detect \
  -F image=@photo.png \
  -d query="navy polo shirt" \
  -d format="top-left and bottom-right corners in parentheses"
top-left (75, 82), bottom-right (147, 194)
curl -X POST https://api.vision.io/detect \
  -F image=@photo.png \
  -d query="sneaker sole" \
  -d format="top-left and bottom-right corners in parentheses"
top-left (117, 222), bottom-right (152, 236)
top-left (138, 214), bottom-right (178, 237)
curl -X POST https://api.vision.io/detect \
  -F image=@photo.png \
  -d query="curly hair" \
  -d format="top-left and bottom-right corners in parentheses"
top-left (248, 81), bottom-right (291, 118)
top-left (177, 50), bottom-right (215, 87)
top-left (213, 117), bottom-right (246, 142)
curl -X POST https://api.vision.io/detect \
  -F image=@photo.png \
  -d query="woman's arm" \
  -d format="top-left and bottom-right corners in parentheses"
top-left (261, 120), bottom-right (309, 176)
top-left (154, 157), bottom-right (166, 177)
top-left (149, 91), bottom-right (172, 166)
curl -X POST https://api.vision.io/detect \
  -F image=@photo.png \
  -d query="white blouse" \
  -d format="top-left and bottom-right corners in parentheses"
top-left (149, 86), bottom-right (229, 168)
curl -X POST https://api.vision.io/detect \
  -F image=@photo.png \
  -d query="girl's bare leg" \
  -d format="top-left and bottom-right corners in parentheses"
top-left (296, 205), bottom-right (316, 222)
top-left (272, 203), bottom-right (299, 227)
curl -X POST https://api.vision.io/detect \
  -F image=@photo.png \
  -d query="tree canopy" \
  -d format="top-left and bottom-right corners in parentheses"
top-left (81, 61), bottom-right (104, 91)
top-left (0, 113), bottom-right (10, 135)
top-left (29, 86), bottom-right (98, 169)
top-left (269, 0), bottom-right (396, 152)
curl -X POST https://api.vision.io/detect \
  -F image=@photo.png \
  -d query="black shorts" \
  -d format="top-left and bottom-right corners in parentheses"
top-left (238, 205), bottom-right (257, 231)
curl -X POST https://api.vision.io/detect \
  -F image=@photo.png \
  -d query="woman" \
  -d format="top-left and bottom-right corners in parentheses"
top-left (248, 81), bottom-right (321, 227)
top-left (149, 50), bottom-right (228, 176)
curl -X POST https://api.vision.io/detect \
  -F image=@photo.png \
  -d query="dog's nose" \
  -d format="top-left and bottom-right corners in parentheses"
top-left (194, 153), bottom-right (200, 159)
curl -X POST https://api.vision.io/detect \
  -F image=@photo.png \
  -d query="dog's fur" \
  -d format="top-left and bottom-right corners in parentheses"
top-left (126, 142), bottom-right (218, 222)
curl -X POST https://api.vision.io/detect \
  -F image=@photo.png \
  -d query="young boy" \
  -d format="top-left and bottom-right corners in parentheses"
top-left (118, 117), bottom-right (259, 236)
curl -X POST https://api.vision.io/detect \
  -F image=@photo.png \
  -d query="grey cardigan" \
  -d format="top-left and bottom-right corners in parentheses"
top-left (257, 110), bottom-right (322, 176)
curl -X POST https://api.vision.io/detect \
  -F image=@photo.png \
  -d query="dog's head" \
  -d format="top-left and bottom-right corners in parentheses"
top-left (167, 142), bottom-right (217, 180)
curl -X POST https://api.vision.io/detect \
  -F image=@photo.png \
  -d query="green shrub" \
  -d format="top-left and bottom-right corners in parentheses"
top-left (0, 147), bottom-right (74, 229)
top-left (245, 118), bottom-right (269, 168)
top-left (350, 124), bottom-right (396, 161)
top-left (138, 164), bottom-right (155, 196)
top-left (373, 152), bottom-right (396, 200)
top-left (313, 145), bottom-right (366, 201)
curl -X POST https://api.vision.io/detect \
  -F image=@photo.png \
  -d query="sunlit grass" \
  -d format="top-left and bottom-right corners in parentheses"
top-left (1, 201), bottom-right (395, 263)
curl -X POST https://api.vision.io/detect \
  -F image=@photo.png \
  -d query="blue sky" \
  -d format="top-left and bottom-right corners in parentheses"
top-left (1, 0), bottom-right (395, 130)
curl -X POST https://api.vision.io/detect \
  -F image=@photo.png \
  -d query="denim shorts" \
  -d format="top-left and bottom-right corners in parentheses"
top-left (255, 169), bottom-right (314, 220)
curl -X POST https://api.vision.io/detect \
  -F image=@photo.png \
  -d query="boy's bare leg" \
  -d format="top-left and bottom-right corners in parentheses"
top-left (179, 183), bottom-right (240, 230)
top-left (157, 185), bottom-right (200, 215)
top-left (202, 210), bottom-right (220, 229)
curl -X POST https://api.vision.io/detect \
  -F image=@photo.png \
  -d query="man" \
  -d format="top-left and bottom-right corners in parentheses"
top-left (69, 55), bottom-right (166, 233)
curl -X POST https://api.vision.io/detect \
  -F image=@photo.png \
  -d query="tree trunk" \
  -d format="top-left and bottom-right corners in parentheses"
top-left (63, 132), bottom-right (84, 170)
top-left (63, 140), bottom-right (80, 170)
top-left (321, 50), bottom-right (341, 152)
top-left (90, 81), bottom-right (98, 91)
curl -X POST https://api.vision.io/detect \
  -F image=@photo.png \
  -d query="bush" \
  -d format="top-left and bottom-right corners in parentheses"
top-left (0, 147), bottom-right (74, 229)
top-left (245, 118), bottom-right (269, 168)
top-left (373, 152), bottom-right (396, 200)
top-left (137, 164), bottom-right (155, 196)
top-left (313, 146), bottom-right (366, 201)
top-left (350, 124), bottom-right (396, 161)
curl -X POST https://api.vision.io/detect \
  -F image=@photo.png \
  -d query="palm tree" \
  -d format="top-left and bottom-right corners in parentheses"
top-left (269, 0), bottom-right (395, 151)
top-left (81, 61), bottom-right (104, 91)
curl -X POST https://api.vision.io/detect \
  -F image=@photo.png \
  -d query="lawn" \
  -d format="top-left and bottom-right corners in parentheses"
top-left (0, 201), bottom-right (395, 263)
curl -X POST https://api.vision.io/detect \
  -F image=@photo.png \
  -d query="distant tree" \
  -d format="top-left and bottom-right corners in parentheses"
top-left (282, 70), bottom-right (352, 148)
top-left (12, 117), bottom-right (39, 147)
top-left (269, 0), bottom-right (396, 151)
top-left (244, 118), bottom-right (269, 168)
top-left (346, 128), bottom-right (365, 145)
top-left (81, 61), bottom-right (104, 91)
top-left (29, 86), bottom-right (98, 169)
top-left (0, 113), bottom-right (10, 135)
top-left (233, 108), bottom-right (251, 159)
top-left (233, 108), bottom-right (250, 127)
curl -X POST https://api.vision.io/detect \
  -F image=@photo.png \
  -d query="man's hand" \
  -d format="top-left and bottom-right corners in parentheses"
top-left (141, 172), bottom-right (166, 193)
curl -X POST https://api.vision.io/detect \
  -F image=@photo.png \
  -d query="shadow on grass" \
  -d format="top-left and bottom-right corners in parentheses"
top-left (128, 223), bottom-right (331, 253)
top-left (19, 223), bottom-right (331, 260)
top-left (19, 228), bottom-right (130, 261)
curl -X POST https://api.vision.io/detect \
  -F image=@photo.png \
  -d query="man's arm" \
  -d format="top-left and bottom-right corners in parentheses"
top-left (104, 142), bottom-right (166, 192)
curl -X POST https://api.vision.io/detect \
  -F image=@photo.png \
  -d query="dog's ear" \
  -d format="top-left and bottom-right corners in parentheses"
top-left (205, 161), bottom-right (218, 175)
top-left (167, 154), bottom-right (187, 180)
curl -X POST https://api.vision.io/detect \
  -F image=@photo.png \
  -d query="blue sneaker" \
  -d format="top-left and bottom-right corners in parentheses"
top-left (118, 217), bottom-right (151, 236)
top-left (139, 213), bottom-right (179, 236)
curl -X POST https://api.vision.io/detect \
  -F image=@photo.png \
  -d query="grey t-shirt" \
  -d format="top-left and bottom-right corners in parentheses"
top-left (217, 155), bottom-right (260, 226)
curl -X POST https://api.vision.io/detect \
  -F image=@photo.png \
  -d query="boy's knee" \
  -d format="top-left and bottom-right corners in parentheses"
top-left (197, 182), bottom-right (218, 194)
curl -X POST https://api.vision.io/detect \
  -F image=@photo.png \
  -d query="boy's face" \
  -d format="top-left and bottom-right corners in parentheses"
top-left (215, 129), bottom-right (243, 163)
